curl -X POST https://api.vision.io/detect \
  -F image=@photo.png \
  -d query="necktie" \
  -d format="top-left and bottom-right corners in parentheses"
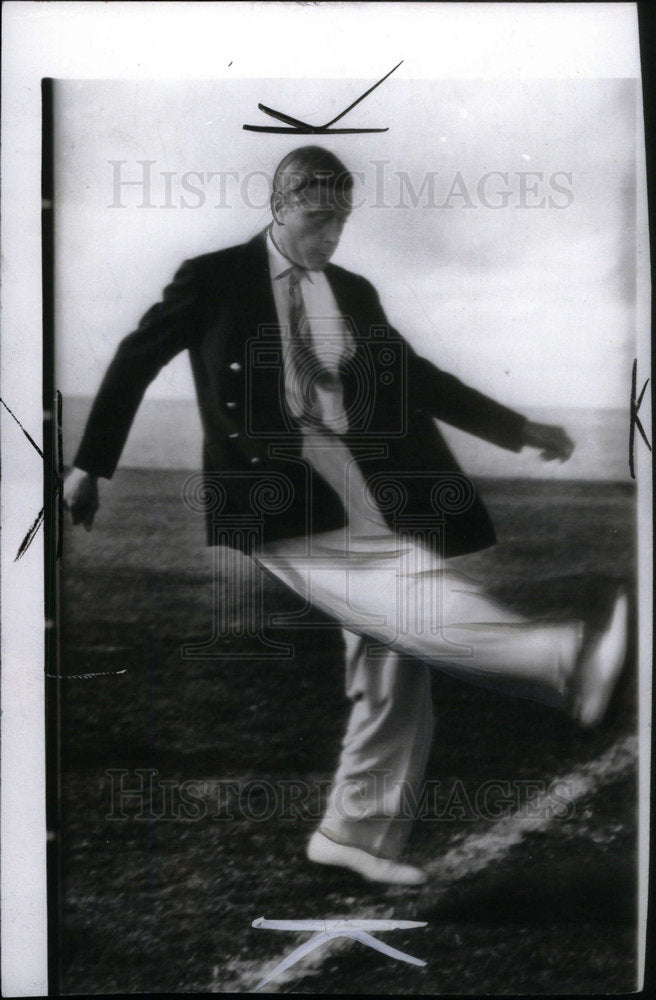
top-left (286, 267), bottom-right (320, 424)
top-left (285, 268), bottom-right (350, 434)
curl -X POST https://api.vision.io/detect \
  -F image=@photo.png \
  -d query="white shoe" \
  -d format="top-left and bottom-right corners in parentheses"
top-left (570, 588), bottom-right (629, 729)
top-left (307, 831), bottom-right (427, 886)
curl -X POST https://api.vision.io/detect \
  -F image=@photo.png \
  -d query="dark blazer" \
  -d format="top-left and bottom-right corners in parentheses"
top-left (74, 231), bottom-right (527, 556)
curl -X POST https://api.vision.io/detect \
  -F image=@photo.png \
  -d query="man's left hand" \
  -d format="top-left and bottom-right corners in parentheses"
top-left (521, 421), bottom-right (575, 462)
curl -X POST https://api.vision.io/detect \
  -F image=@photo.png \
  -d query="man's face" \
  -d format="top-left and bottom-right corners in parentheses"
top-left (275, 184), bottom-right (352, 271)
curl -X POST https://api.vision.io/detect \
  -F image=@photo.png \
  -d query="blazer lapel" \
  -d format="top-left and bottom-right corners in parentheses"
top-left (324, 265), bottom-right (375, 429)
top-left (237, 230), bottom-right (278, 334)
top-left (237, 232), bottom-right (296, 436)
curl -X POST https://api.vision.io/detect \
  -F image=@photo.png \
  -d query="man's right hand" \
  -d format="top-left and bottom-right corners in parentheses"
top-left (63, 467), bottom-right (99, 531)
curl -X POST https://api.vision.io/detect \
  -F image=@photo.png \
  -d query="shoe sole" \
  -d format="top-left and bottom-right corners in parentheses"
top-left (577, 589), bottom-right (629, 729)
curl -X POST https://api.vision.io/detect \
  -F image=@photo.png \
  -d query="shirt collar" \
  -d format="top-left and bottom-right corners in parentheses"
top-left (266, 226), bottom-right (313, 284)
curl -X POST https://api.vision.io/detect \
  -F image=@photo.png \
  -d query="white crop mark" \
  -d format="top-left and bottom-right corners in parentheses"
top-left (211, 736), bottom-right (637, 993)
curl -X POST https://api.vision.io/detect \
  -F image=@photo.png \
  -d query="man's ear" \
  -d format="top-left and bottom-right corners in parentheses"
top-left (271, 190), bottom-right (286, 225)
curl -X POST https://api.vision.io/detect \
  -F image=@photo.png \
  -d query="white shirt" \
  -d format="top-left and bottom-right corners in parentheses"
top-left (266, 229), bottom-right (355, 433)
top-left (265, 228), bottom-right (389, 537)
top-left (266, 229), bottom-right (354, 368)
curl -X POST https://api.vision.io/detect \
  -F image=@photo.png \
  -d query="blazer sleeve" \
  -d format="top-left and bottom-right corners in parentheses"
top-left (362, 276), bottom-right (527, 453)
top-left (407, 351), bottom-right (527, 452)
top-left (73, 258), bottom-right (205, 478)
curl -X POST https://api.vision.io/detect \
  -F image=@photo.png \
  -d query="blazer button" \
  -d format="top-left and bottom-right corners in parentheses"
top-left (226, 401), bottom-right (237, 409)
top-left (229, 362), bottom-right (242, 372)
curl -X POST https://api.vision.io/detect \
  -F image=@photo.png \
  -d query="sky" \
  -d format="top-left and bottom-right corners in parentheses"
top-left (54, 75), bottom-right (639, 411)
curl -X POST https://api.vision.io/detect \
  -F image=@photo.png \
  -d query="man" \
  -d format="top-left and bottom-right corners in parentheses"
top-left (65, 146), bottom-right (628, 886)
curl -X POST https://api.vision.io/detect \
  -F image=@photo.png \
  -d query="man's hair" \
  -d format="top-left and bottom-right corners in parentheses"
top-left (272, 146), bottom-right (353, 204)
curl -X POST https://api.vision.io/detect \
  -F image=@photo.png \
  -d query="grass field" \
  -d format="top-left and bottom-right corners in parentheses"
top-left (52, 471), bottom-right (639, 994)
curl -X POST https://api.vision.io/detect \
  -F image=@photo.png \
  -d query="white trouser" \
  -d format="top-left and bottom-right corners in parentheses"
top-left (254, 527), bottom-right (582, 859)
top-left (323, 631), bottom-right (435, 859)
top-left (253, 432), bottom-right (583, 859)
